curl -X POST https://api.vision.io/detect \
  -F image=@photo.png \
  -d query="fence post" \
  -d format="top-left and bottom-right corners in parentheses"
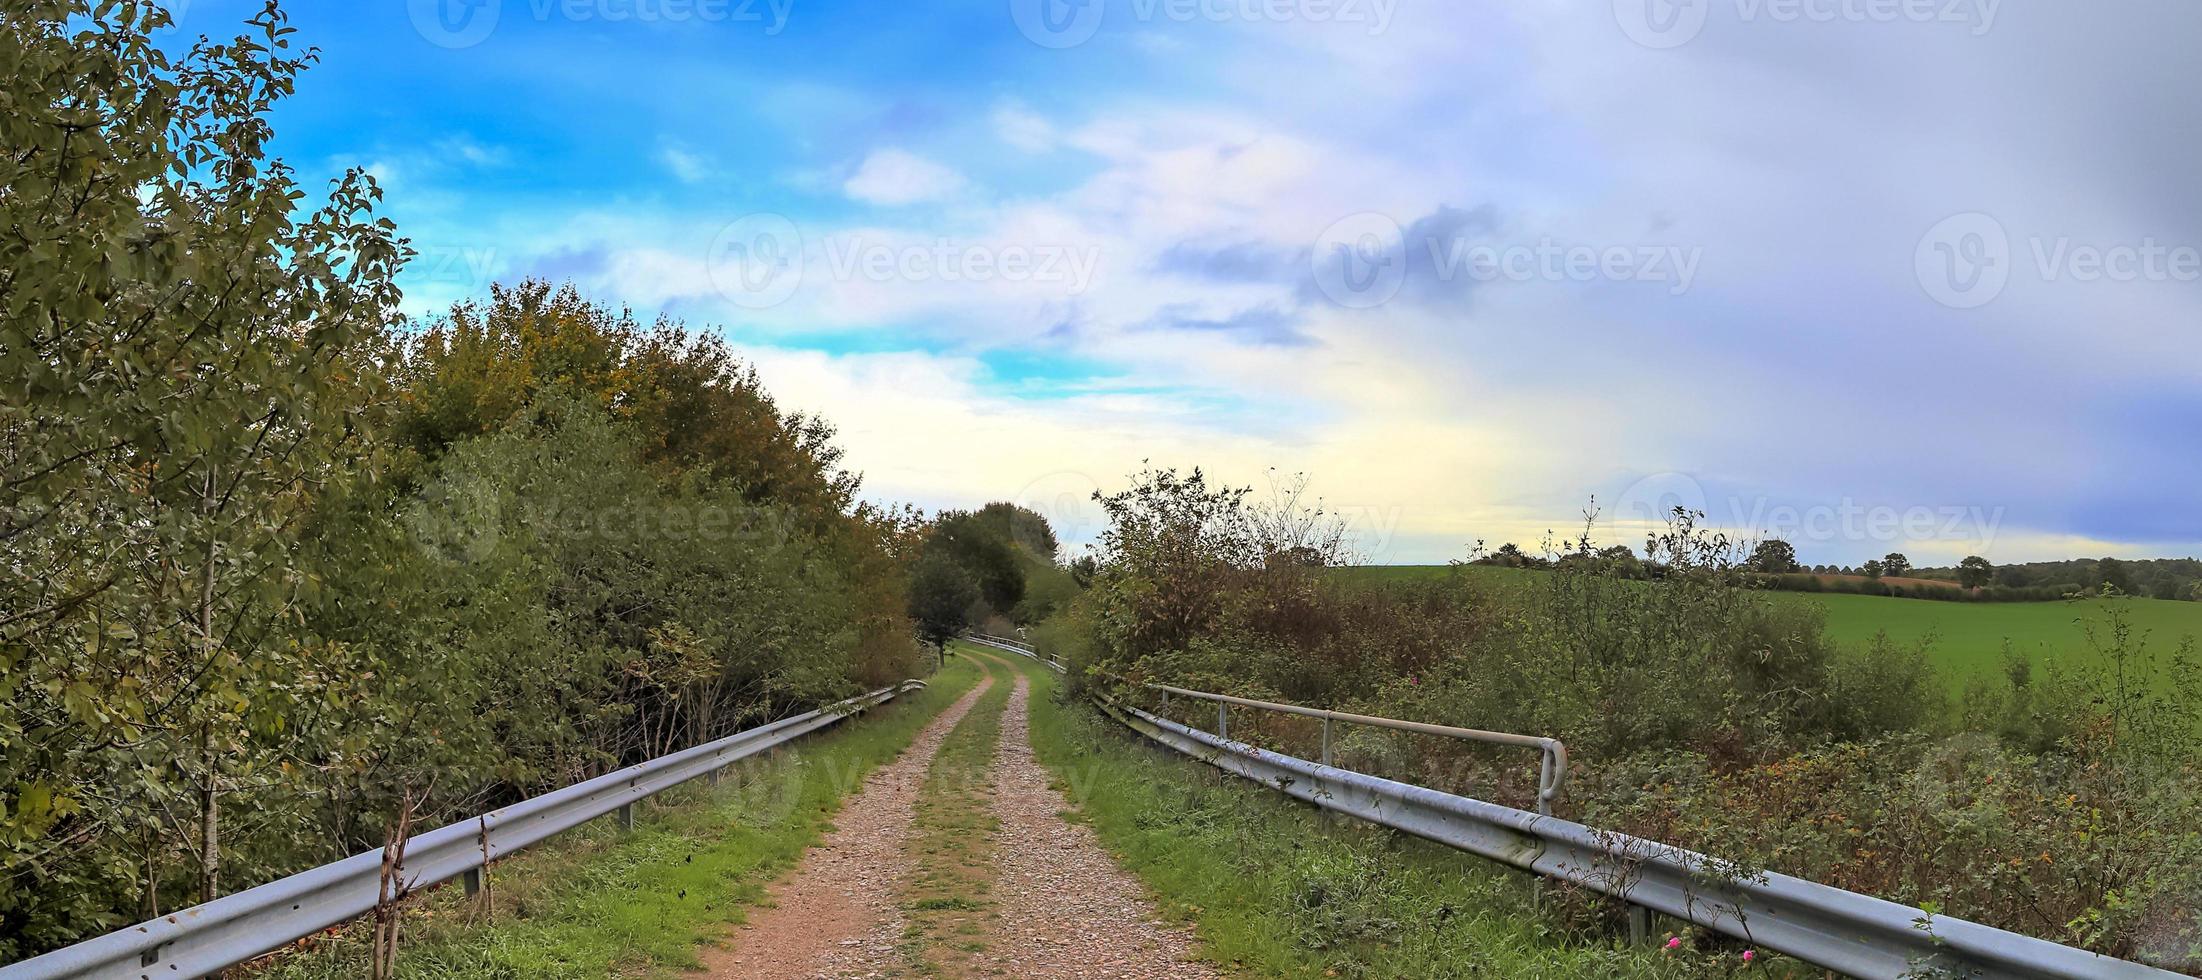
top-left (1321, 716), bottom-right (1333, 767)
top-left (1627, 904), bottom-right (1654, 946)
top-left (461, 868), bottom-right (481, 898)
top-left (1218, 703), bottom-right (1229, 740)
top-left (1537, 748), bottom-right (1554, 818)
top-left (617, 803), bottom-right (635, 832)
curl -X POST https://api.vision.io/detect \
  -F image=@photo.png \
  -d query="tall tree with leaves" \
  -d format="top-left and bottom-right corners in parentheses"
top-left (1957, 555), bottom-right (1994, 589)
top-left (0, 0), bottom-right (405, 949)
top-left (1746, 539), bottom-right (1801, 574)
top-left (907, 549), bottom-right (980, 652)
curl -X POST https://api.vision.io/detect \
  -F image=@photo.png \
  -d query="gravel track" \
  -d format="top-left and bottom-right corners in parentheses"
top-left (982, 672), bottom-right (1220, 979)
top-left (699, 674), bottom-right (996, 980)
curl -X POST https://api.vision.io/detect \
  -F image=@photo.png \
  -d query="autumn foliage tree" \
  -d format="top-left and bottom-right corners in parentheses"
top-left (0, 0), bottom-right (407, 948)
top-left (0, 2), bottom-right (921, 959)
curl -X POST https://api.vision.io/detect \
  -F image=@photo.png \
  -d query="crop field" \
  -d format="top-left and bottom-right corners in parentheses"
top-left (1337, 565), bottom-right (2202, 692)
top-left (1783, 589), bottom-right (2202, 689)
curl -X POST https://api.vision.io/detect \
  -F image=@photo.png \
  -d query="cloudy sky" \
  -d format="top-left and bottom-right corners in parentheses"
top-left (207, 0), bottom-right (2199, 565)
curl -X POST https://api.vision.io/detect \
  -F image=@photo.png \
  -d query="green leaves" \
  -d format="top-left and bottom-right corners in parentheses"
top-left (2, 0), bottom-right (404, 956)
top-left (2, 2), bottom-right (917, 958)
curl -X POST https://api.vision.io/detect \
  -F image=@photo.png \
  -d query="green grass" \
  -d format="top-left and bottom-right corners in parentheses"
top-left (249, 661), bottom-right (985, 980)
top-left (956, 642), bottom-right (1761, 979)
top-left (1336, 564), bottom-right (2202, 693)
top-left (1776, 589), bottom-right (2202, 689)
top-left (898, 656), bottom-right (1010, 975)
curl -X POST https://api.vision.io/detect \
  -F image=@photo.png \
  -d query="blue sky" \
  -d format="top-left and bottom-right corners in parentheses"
top-left (186, 0), bottom-right (2202, 565)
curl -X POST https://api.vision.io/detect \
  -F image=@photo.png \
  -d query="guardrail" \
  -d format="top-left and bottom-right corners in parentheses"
top-left (1086, 691), bottom-right (2182, 980)
top-left (0, 680), bottom-right (927, 980)
top-left (1096, 669), bottom-right (1566, 817)
top-left (961, 634), bottom-right (2185, 976)
top-left (965, 632), bottom-right (1061, 672)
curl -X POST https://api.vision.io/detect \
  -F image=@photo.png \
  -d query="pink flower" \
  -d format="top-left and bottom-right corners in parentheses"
top-left (1742, 949), bottom-right (1756, 962)
top-left (1663, 937), bottom-right (1682, 951)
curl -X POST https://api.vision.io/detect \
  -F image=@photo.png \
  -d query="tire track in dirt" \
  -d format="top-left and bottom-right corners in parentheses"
top-left (699, 669), bottom-right (997, 980)
top-left (983, 670), bottom-right (1220, 979)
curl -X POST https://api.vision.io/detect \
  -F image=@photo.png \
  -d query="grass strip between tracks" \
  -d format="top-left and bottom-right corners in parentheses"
top-left (898, 654), bottom-right (1012, 975)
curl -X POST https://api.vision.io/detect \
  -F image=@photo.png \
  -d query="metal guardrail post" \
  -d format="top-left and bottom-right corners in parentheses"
top-left (2, 680), bottom-right (928, 980)
top-left (1536, 748), bottom-right (1555, 817)
top-left (1094, 698), bottom-right (2186, 980)
top-left (1101, 674), bottom-right (1569, 815)
top-left (461, 868), bottom-right (481, 898)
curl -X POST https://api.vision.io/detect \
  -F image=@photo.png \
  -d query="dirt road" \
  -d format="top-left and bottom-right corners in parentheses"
top-left (702, 657), bottom-right (1214, 978)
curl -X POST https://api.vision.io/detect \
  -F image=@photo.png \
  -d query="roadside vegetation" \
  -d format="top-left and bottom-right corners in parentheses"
top-left (247, 658), bottom-right (985, 979)
top-left (1027, 468), bottom-right (2202, 973)
top-left (1338, 564), bottom-right (2202, 694)
top-left (2, 3), bottom-right (932, 960)
top-left (962, 644), bottom-right (1765, 979)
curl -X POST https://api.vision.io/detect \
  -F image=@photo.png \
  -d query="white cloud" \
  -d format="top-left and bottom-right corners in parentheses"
top-left (391, 4), bottom-right (2202, 561)
top-left (737, 345), bottom-right (1554, 563)
top-left (842, 148), bottom-right (967, 206)
top-left (992, 103), bottom-right (1056, 153)
top-left (438, 136), bottom-right (507, 167)
top-left (659, 144), bottom-right (713, 183)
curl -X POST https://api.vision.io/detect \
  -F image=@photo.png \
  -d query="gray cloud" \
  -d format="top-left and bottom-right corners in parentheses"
top-left (1137, 303), bottom-right (1314, 347)
top-left (1151, 239), bottom-right (1301, 283)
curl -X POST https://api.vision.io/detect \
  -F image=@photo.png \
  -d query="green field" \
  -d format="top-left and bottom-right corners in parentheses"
top-left (1338, 565), bottom-right (2202, 691)
top-left (1779, 588), bottom-right (2202, 688)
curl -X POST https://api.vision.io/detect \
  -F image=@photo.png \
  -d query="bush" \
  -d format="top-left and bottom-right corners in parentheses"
top-left (1047, 474), bottom-right (2202, 969)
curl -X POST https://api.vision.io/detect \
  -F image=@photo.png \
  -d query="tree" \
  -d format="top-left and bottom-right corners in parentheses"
top-left (1747, 539), bottom-right (1801, 574)
top-left (974, 501), bottom-right (1060, 560)
top-left (1862, 559), bottom-right (1886, 579)
top-left (2094, 557), bottom-right (2135, 595)
top-left (1, 0), bottom-right (405, 937)
top-left (1068, 553), bottom-right (1099, 588)
top-left (1882, 553), bottom-right (1912, 576)
top-left (1598, 544), bottom-right (1644, 578)
top-left (1957, 556), bottom-right (1994, 589)
top-left (397, 280), bottom-right (860, 532)
top-left (908, 550), bottom-right (980, 651)
top-left (924, 511), bottom-right (1026, 614)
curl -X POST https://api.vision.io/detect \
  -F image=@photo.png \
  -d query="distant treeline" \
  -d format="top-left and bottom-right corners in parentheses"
top-left (1475, 540), bottom-right (2201, 604)
top-left (1910, 557), bottom-right (2202, 602)
top-left (1751, 573), bottom-right (2079, 603)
